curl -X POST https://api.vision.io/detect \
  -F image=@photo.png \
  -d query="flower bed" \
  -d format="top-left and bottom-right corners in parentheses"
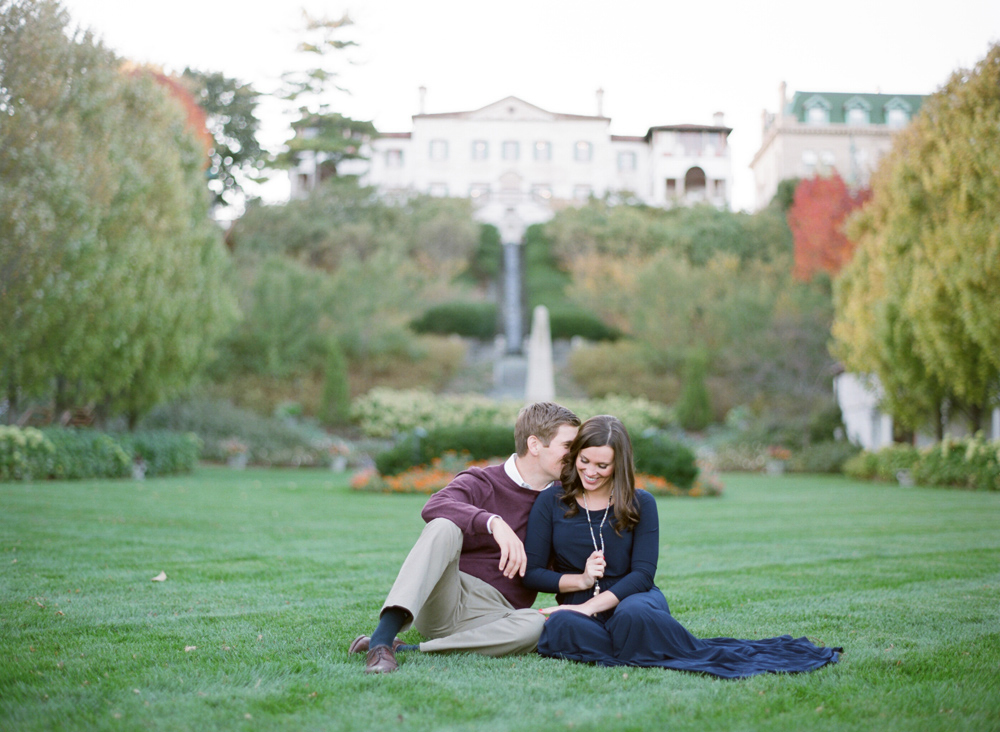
top-left (351, 454), bottom-right (722, 498)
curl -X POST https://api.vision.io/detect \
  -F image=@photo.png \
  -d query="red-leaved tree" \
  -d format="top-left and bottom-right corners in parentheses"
top-left (787, 173), bottom-right (871, 282)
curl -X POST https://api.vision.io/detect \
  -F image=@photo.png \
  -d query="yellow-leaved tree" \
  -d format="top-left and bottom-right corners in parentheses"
top-left (833, 43), bottom-right (1000, 436)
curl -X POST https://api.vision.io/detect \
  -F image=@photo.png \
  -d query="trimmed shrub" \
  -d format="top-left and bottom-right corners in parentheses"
top-left (631, 433), bottom-right (698, 488)
top-left (410, 301), bottom-right (498, 339)
top-left (1, 427), bottom-right (200, 481)
top-left (843, 437), bottom-right (998, 491)
top-left (376, 424), bottom-right (514, 476)
top-left (913, 436), bottom-right (999, 490)
top-left (41, 429), bottom-right (131, 480)
top-left (787, 440), bottom-right (861, 474)
top-left (871, 444), bottom-right (921, 482)
top-left (0, 426), bottom-right (55, 481)
top-left (117, 431), bottom-right (200, 477)
top-left (546, 304), bottom-right (620, 341)
top-left (842, 450), bottom-right (880, 481)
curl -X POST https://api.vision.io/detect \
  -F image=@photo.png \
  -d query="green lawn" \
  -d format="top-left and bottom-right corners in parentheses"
top-left (2, 467), bottom-right (998, 732)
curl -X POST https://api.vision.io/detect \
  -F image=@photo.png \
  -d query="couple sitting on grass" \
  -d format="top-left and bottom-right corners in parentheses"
top-left (350, 402), bottom-right (841, 677)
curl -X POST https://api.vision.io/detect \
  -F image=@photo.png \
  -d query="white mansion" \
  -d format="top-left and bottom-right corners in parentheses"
top-left (290, 91), bottom-right (733, 236)
top-left (750, 83), bottom-right (925, 210)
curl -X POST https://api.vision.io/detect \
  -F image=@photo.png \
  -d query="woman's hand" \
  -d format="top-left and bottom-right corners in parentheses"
top-left (555, 551), bottom-right (608, 594)
top-left (541, 590), bottom-right (621, 618)
top-left (582, 550), bottom-right (605, 589)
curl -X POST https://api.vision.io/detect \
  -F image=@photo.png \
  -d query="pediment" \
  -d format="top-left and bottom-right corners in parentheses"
top-left (466, 96), bottom-right (558, 122)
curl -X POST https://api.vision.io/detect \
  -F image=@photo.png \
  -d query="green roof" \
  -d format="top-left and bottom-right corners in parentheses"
top-left (789, 91), bottom-right (926, 125)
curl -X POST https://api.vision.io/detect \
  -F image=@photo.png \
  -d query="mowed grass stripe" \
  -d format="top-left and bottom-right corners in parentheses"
top-left (1, 467), bottom-right (998, 731)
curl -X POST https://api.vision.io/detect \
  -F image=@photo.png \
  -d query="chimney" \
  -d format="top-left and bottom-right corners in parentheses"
top-left (713, 112), bottom-right (725, 127)
top-left (596, 88), bottom-right (604, 117)
top-left (779, 81), bottom-right (787, 114)
top-left (418, 86), bottom-right (427, 115)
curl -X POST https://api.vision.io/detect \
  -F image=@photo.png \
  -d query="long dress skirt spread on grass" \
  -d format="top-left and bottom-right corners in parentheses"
top-left (524, 487), bottom-right (842, 679)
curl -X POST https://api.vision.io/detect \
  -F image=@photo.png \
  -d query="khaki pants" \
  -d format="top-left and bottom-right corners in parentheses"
top-left (381, 518), bottom-right (545, 656)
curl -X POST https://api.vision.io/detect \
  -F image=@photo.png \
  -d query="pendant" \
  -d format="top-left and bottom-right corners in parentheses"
top-left (593, 581), bottom-right (600, 598)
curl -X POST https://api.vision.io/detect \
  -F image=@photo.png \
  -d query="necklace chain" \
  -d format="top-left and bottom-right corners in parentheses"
top-left (582, 490), bottom-right (611, 597)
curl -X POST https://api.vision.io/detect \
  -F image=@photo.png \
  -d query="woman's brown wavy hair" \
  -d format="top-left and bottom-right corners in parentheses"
top-left (559, 415), bottom-right (640, 534)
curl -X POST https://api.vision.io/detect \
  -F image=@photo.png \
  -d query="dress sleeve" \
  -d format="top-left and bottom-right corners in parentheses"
top-left (607, 490), bottom-right (659, 601)
top-left (523, 487), bottom-right (563, 593)
top-left (420, 468), bottom-right (494, 535)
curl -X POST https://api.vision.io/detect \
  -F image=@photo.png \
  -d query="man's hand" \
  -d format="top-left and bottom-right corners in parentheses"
top-left (491, 518), bottom-right (527, 579)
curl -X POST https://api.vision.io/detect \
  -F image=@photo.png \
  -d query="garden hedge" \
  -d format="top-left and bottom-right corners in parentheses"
top-left (843, 436), bottom-right (999, 490)
top-left (0, 426), bottom-right (199, 481)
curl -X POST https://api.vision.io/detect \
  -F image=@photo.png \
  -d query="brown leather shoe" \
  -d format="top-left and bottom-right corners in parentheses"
top-left (349, 635), bottom-right (405, 654)
top-left (364, 645), bottom-right (399, 674)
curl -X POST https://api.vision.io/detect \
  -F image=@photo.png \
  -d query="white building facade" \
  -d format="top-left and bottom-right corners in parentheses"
top-left (749, 83), bottom-right (925, 210)
top-left (291, 94), bottom-right (733, 236)
top-left (834, 372), bottom-right (1000, 450)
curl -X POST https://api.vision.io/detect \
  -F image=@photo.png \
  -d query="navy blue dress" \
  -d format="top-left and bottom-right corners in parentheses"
top-left (523, 487), bottom-right (841, 678)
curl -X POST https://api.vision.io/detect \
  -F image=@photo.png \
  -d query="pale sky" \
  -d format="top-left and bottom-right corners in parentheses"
top-left (60, 0), bottom-right (1000, 211)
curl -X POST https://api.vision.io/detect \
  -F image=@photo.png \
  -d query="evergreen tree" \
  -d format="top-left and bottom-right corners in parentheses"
top-left (320, 339), bottom-right (350, 426)
top-left (675, 349), bottom-right (712, 431)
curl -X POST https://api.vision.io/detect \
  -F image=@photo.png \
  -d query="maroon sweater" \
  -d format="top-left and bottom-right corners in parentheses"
top-left (421, 463), bottom-right (541, 609)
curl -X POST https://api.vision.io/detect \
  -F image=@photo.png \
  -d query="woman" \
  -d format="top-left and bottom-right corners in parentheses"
top-left (523, 415), bottom-right (840, 678)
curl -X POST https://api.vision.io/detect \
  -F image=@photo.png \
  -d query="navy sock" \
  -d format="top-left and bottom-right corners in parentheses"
top-left (370, 607), bottom-right (409, 649)
top-left (396, 644), bottom-right (420, 653)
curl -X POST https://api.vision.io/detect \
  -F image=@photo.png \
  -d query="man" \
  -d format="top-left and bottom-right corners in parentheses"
top-left (350, 401), bottom-right (580, 673)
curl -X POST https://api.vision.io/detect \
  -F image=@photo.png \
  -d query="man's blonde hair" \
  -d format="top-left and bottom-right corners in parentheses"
top-left (514, 402), bottom-right (580, 456)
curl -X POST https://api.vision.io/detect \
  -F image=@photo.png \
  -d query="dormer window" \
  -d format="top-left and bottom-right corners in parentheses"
top-left (886, 108), bottom-right (908, 127)
top-left (884, 98), bottom-right (912, 128)
top-left (845, 97), bottom-right (871, 126)
top-left (846, 108), bottom-right (869, 125)
top-left (803, 95), bottom-right (831, 125)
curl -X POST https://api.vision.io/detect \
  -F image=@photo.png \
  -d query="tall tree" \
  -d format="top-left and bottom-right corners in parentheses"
top-left (180, 68), bottom-right (263, 209)
top-left (0, 0), bottom-right (236, 425)
top-left (275, 11), bottom-right (376, 181)
top-left (787, 172), bottom-right (870, 283)
top-left (833, 43), bottom-right (1000, 433)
